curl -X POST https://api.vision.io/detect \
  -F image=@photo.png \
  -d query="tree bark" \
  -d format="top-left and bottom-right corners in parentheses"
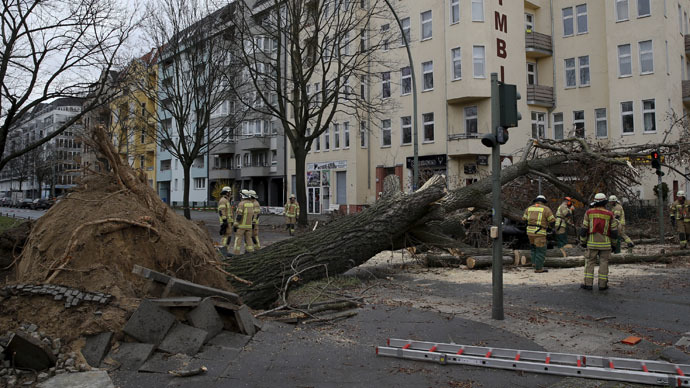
top-left (225, 175), bottom-right (447, 308)
top-left (423, 254), bottom-right (465, 267)
top-left (466, 256), bottom-right (514, 269)
top-left (294, 146), bottom-right (308, 227)
top-left (516, 247), bottom-right (585, 263)
top-left (183, 164), bottom-right (191, 220)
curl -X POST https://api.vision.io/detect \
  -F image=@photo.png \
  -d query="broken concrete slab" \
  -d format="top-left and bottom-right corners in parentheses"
top-left (234, 305), bottom-right (256, 336)
top-left (123, 300), bottom-right (176, 345)
top-left (676, 337), bottom-right (690, 347)
top-left (148, 297), bottom-right (203, 307)
top-left (81, 332), bottom-right (113, 368)
top-left (186, 299), bottom-right (224, 342)
top-left (194, 344), bottom-right (242, 362)
top-left (132, 265), bottom-right (173, 284)
top-left (139, 352), bottom-right (201, 374)
top-left (207, 331), bottom-right (251, 349)
top-left (37, 370), bottom-right (114, 388)
top-left (6, 332), bottom-right (57, 370)
top-left (158, 323), bottom-right (207, 356)
top-left (660, 346), bottom-right (690, 364)
top-left (164, 278), bottom-right (241, 305)
top-left (107, 343), bottom-right (155, 371)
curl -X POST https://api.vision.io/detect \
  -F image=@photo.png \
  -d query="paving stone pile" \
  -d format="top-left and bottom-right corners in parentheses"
top-left (0, 323), bottom-right (93, 387)
top-left (1, 284), bottom-right (112, 308)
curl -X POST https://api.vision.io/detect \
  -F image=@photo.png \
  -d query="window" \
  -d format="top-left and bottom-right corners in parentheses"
top-left (527, 62), bottom-right (537, 85)
top-left (639, 40), bottom-right (654, 74)
top-left (360, 76), bottom-right (367, 100)
top-left (235, 154), bottom-right (241, 167)
top-left (401, 67), bottom-right (411, 95)
top-left (450, 0), bottom-right (460, 24)
top-left (451, 48), bottom-right (462, 80)
top-left (360, 121), bottom-right (367, 148)
top-left (621, 101), bottom-right (634, 134)
top-left (553, 113), bottom-right (564, 139)
top-left (360, 28), bottom-right (366, 52)
top-left (421, 10), bottom-right (432, 40)
top-left (401, 116), bottom-right (412, 145)
top-left (334, 123), bottom-right (340, 149)
top-left (531, 112), bottom-right (546, 139)
top-left (401, 17), bottom-right (410, 45)
top-left (381, 71), bottom-right (391, 98)
top-left (194, 178), bottom-right (206, 190)
top-left (616, 0), bottom-right (629, 21)
top-left (174, 178), bottom-right (178, 191)
top-left (638, 0), bottom-right (651, 17)
top-left (642, 99), bottom-right (656, 132)
top-left (565, 58), bottom-right (576, 87)
top-left (595, 108), bottom-right (608, 138)
top-left (423, 113), bottom-right (435, 142)
top-left (562, 7), bottom-right (574, 36)
top-left (680, 5), bottom-right (683, 34)
top-left (579, 56), bottom-right (590, 86)
top-left (315, 129), bottom-right (321, 151)
top-left (473, 46), bottom-right (485, 78)
top-left (472, 0), bottom-right (484, 22)
top-left (618, 44), bottom-right (632, 76)
top-left (344, 122), bottom-right (350, 148)
top-left (573, 111), bottom-right (585, 138)
top-left (381, 24), bottom-right (390, 51)
top-left (465, 106), bottom-right (478, 136)
top-left (422, 61), bottom-right (434, 90)
top-left (576, 4), bottom-right (587, 34)
top-left (525, 13), bottom-right (534, 31)
top-left (381, 119), bottom-right (391, 147)
top-left (324, 127), bottom-right (330, 150)
top-left (140, 155), bottom-right (146, 169)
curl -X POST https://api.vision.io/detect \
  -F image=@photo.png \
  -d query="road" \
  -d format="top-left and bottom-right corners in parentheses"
top-left (0, 206), bottom-right (46, 220)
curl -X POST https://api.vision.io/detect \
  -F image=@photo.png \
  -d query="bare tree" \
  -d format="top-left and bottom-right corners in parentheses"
top-left (143, 0), bottom-right (247, 219)
top-left (229, 0), bottom-right (396, 225)
top-left (0, 0), bottom-right (139, 172)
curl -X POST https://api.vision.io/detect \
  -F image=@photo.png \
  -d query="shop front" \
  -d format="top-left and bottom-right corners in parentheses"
top-left (306, 160), bottom-right (347, 214)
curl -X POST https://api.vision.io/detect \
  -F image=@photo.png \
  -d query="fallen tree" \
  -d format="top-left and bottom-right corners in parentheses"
top-left (226, 138), bottom-right (690, 308)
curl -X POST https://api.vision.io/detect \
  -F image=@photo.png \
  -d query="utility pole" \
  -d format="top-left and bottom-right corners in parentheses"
top-left (489, 74), bottom-right (503, 320)
top-left (651, 151), bottom-right (664, 244)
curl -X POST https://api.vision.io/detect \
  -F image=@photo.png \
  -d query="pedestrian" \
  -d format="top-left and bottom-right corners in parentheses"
top-left (670, 190), bottom-right (690, 249)
top-left (522, 195), bottom-right (556, 273)
top-left (249, 189), bottom-right (261, 250)
top-left (608, 195), bottom-right (634, 253)
top-left (284, 194), bottom-right (299, 236)
top-left (217, 186), bottom-right (233, 254)
top-left (579, 193), bottom-right (619, 291)
top-left (554, 196), bottom-right (575, 249)
top-left (232, 189), bottom-right (255, 255)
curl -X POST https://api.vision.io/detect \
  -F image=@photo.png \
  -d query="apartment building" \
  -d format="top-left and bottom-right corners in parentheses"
top-left (0, 97), bottom-right (84, 200)
top-left (288, 0), bottom-right (689, 214)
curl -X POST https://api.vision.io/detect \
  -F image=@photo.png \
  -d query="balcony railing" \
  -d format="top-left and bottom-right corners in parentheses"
top-left (448, 133), bottom-right (480, 141)
top-left (525, 31), bottom-right (552, 57)
top-left (526, 85), bottom-right (554, 108)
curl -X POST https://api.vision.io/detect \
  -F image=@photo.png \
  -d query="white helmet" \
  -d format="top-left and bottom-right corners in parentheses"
top-left (594, 193), bottom-right (607, 201)
top-left (608, 195), bottom-right (618, 203)
top-left (678, 190), bottom-right (686, 197)
top-left (221, 186), bottom-right (231, 195)
top-left (534, 195), bottom-right (547, 203)
top-left (241, 189), bottom-right (251, 199)
top-left (248, 190), bottom-right (257, 199)
top-left (289, 194), bottom-right (296, 199)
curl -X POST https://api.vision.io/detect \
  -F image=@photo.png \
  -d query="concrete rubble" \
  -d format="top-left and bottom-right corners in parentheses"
top-left (1, 284), bottom-right (112, 309)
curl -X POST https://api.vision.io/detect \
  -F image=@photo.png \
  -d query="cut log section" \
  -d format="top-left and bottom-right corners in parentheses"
top-left (466, 256), bottom-right (514, 269)
top-left (423, 255), bottom-right (465, 268)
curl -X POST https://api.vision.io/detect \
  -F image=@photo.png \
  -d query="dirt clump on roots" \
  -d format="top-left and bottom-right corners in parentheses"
top-left (1, 128), bottom-right (230, 345)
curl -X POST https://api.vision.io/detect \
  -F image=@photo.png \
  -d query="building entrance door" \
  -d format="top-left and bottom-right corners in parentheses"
top-left (308, 187), bottom-right (321, 214)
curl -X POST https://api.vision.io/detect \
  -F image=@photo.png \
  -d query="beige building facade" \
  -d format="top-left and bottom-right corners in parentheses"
top-left (288, 0), bottom-right (689, 214)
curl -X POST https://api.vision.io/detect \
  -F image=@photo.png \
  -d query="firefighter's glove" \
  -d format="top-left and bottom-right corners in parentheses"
top-left (233, 226), bottom-right (238, 233)
top-left (252, 223), bottom-right (256, 230)
top-left (671, 216), bottom-right (676, 227)
top-left (219, 223), bottom-right (227, 236)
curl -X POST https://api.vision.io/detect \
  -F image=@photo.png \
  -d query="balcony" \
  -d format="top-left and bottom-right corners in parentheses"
top-left (526, 85), bottom-right (554, 108)
top-left (240, 135), bottom-right (271, 150)
top-left (683, 80), bottom-right (690, 106)
top-left (525, 31), bottom-right (552, 58)
top-left (686, 35), bottom-right (690, 54)
top-left (241, 164), bottom-right (271, 177)
top-left (447, 133), bottom-right (485, 156)
top-left (212, 142), bottom-right (236, 154)
top-left (209, 168), bottom-right (241, 180)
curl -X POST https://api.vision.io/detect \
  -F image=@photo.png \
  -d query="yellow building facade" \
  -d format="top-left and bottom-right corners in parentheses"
top-left (288, 0), bottom-right (688, 214)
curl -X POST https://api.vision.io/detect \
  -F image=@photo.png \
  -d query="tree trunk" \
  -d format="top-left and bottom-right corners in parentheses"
top-left (516, 247), bottom-right (585, 263)
top-left (423, 254), bottom-right (465, 267)
top-left (293, 146), bottom-right (308, 227)
top-left (466, 256), bottom-right (514, 269)
top-left (182, 163), bottom-right (191, 220)
top-left (225, 175), bottom-right (447, 308)
top-left (518, 251), bottom-right (683, 267)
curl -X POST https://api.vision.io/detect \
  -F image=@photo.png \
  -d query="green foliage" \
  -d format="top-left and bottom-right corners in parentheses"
top-left (0, 216), bottom-right (23, 234)
top-left (653, 182), bottom-right (669, 202)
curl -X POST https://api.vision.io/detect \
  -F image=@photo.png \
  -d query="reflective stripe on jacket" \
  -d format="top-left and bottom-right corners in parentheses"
top-left (217, 197), bottom-right (232, 223)
top-left (235, 200), bottom-right (255, 229)
top-left (522, 204), bottom-right (555, 236)
top-left (612, 203), bottom-right (626, 226)
top-left (555, 202), bottom-right (572, 231)
top-left (252, 199), bottom-right (261, 225)
top-left (670, 200), bottom-right (690, 221)
top-left (285, 202), bottom-right (299, 217)
top-left (582, 207), bottom-right (618, 249)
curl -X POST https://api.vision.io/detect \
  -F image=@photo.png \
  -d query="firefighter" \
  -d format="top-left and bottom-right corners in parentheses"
top-left (608, 195), bottom-right (634, 253)
top-left (522, 195), bottom-right (556, 273)
top-left (232, 189), bottom-right (255, 255)
top-left (579, 193), bottom-right (619, 291)
top-left (670, 190), bottom-right (690, 249)
top-left (554, 196), bottom-right (575, 249)
top-left (284, 194), bottom-right (299, 236)
top-left (217, 186), bottom-right (233, 254)
top-left (249, 189), bottom-right (261, 250)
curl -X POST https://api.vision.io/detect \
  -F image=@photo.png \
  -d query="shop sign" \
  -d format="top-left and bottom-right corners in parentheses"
top-left (406, 154), bottom-right (447, 169)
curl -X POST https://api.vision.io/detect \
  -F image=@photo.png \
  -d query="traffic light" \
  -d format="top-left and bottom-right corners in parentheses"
top-left (651, 150), bottom-right (664, 176)
top-left (482, 82), bottom-right (521, 148)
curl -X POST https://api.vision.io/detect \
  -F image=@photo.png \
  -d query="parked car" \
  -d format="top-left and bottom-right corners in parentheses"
top-left (17, 199), bottom-right (34, 208)
top-left (0, 197), bottom-right (10, 207)
top-left (32, 198), bottom-right (54, 210)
